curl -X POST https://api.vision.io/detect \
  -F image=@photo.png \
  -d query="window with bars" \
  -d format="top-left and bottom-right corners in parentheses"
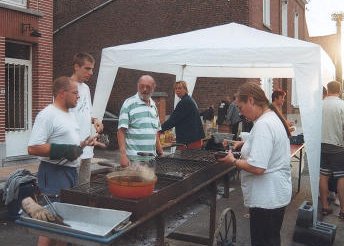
top-left (5, 63), bottom-right (29, 131)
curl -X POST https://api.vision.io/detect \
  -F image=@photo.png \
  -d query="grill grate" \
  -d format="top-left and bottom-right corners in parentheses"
top-left (154, 156), bottom-right (214, 179)
top-left (163, 149), bottom-right (218, 163)
top-left (66, 174), bottom-right (179, 195)
top-left (70, 175), bottom-right (109, 196)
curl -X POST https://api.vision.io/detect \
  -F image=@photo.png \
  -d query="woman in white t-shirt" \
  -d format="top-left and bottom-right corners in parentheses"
top-left (218, 82), bottom-right (292, 246)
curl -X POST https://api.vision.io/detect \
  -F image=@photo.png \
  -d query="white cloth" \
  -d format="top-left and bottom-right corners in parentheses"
top-left (321, 96), bottom-right (344, 147)
top-left (70, 82), bottom-right (94, 159)
top-left (28, 104), bottom-right (81, 167)
top-left (240, 111), bottom-right (291, 209)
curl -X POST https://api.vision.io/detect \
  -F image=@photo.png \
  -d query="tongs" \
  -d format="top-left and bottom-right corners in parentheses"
top-left (43, 194), bottom-right (70, 227)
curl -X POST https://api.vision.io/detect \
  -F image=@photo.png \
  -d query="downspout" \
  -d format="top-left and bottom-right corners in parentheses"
top-left (54, 0), bottom-right (116, 35)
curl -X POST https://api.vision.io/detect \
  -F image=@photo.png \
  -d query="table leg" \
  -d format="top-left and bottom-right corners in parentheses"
top-left (297, 148), bottom-right (303, 193)
top-left (209, 182), bottom-right (217, 246)
top-left (223, 173), bottom-right (230, 198)
top-left (156, 214), bottom-right (165, 246)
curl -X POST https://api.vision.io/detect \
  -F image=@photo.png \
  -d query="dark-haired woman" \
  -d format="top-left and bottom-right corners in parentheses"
top-left (218, 82), bottom-right (292, 246)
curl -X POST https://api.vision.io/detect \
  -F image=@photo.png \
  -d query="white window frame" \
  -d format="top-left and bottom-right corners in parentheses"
top-left (263, 0), bottom-right (271, 28)
top-left (260, 78), bottom-right (273, 101)
top-left (4, 57), bottom-right (32, 131)
top-left (294, 12), bottom-right (299, 39)
top-left (281, 1), bottom-right (288, 36)
top-left (291, 78), bottom-right (299, 107)
top-left (0, 0), bottom-right (27, 8)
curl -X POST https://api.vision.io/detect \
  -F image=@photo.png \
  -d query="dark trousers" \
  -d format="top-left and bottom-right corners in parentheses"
top-left (231, 122), bottom-right (239, 140)
top-left (249, 206), bottom-right (286, 246)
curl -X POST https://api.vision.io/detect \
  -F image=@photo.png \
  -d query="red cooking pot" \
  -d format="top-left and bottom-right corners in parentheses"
top-left (106, 169), bottom-right (157, 199)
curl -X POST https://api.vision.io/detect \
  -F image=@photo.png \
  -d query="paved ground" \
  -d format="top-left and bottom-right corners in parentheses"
top-left (0, 148), bottom-right (343, 245)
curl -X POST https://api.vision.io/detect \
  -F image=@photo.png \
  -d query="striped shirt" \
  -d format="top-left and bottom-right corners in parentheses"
top-left (118, 93), bottom-right (160, 161)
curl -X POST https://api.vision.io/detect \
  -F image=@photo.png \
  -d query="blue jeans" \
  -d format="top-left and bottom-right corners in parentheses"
top-left (37, 161), bottom-right (77, 197)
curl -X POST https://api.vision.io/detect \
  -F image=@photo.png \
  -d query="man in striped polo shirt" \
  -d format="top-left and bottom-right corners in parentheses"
top-left (117, 75), bottom-right (163, 167)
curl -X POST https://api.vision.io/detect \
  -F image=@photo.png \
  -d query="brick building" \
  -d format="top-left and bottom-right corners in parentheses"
top-left (54, 0), bottom-right (309, 118)
top-left (0, 0), bottom-right (53, 163)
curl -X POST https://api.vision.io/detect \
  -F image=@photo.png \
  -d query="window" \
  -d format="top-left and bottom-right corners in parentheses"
top-left (294, 13), bottom-right (299, 39)
top-left (5, 42), bottom-right (31, 131)
top-left (260, 78), bottom-right (273, 101)
top-left (5, 62), bottom-right (30, 131)
top-left (291, 78), bottom-right (298, 107)
top-left (5, 42), bottom-right (30, 60)
top-left (281, 1), bottom-right (288, 36)
top-left (0, 0), bottom-right (27, 8)
top-left (263, 0), bottom-right (271, 28)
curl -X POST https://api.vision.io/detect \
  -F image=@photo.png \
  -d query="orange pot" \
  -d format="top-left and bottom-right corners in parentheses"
top-left (106, 170), bottom-right (157, 199)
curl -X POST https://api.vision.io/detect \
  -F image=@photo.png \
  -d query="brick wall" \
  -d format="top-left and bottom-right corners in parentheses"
top-left (53, 0), bottom-right (105, 30)
top-left (0, 7), bottom-right (39, 42)
top-left (31, 1), bottom-right (53, 118)
top-left (54, 0), bottom-right (250, 115)
top-left (54, 0), bottom-right (308, 116)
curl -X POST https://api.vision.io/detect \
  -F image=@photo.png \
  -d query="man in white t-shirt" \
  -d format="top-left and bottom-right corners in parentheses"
top-left (28, 77), bottom-right (83, 194)
top-left (70, 53), bottom-right (103, 185)
top-left (28, 76), bottom-right (93, 246)
top-left (319, 81), bottom-right (344, 218)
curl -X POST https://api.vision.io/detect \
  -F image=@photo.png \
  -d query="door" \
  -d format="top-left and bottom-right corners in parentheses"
top-left (5, 58), bottom-right (32, 157)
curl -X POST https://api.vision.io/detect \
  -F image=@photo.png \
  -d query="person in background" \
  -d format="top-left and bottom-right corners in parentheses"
top-left (218, 82), bottom-right (292, 246)
top-left (271, 89), bottom-right (295, 132)
top-left (271, 90), bottom-right (286, 112)
top-left (322, 86), bottom-right (340, 206)
top-left (70, 52), bottom-right (103, 185)
top-left (226, 95), bottom-right (241, 140)
top-left (117, 75), bottom-right (163, 167)
top-left (161, 80), bottom-right (205, 150)
top-left (28, 76), bottom-right (95, 246)
top-left (217, 98), bottom-right (230, 125)
top-left (240, 114), bottom-right (254, 133)
top-left (319, 81), bottom-right (344, 218)
top-left (200, 105), bottom-right (215, 123)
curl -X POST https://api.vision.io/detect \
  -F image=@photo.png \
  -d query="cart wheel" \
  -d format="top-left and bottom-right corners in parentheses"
top-left (213, 207), bottom-right (236, 246)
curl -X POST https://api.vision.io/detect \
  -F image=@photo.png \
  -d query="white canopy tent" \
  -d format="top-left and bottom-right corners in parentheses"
top-left (93, 23), bottom-right (335, 223)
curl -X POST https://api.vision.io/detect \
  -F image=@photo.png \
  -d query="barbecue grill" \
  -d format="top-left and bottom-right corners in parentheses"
top-left (60, 149), bottom-right (237, 245)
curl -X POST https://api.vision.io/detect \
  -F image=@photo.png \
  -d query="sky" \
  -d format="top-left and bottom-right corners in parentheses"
top-left (306, 0), bottom-right (344, 37)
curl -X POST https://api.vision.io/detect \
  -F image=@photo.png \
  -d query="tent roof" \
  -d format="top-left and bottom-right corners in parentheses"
top-left (106, 22), bottom-right (316, 50)
top-left (100, 22), bottom-right (320, 70)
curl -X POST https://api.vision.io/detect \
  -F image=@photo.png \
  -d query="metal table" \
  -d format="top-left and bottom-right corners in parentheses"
top-left (17, 150), bottom-right (237, 246)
